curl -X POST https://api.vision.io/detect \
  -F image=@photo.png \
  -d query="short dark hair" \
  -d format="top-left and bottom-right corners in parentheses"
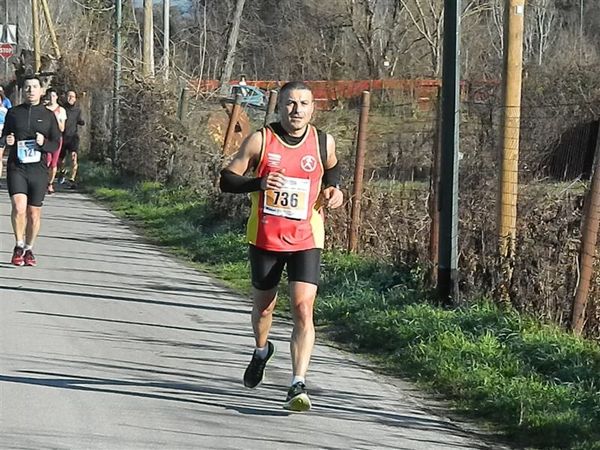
top-left (23, 75), bottom-right (42, 85)
top-left (46, 88), bottom-right (57, 96)
top-left (279, 81), bottom-right (312, 101)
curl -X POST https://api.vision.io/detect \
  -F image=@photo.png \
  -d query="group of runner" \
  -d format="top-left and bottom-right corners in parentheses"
top-left (44, 88), bottom-right (85, 193)
top-left (0, 76), bottom-right (85, 267)
top-left (2, 77), bottom-right (340, 413)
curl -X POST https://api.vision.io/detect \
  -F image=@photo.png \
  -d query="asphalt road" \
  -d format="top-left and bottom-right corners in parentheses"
top-left (0, 186), bottom-right (505, 450)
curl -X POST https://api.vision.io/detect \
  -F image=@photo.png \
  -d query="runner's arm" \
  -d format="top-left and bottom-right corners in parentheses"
top-left (1, 109), bottom-right (14, 138)
top-left (77, 109), bottom-right (85, 126)
top-left (220, 130), bottom-right (287, 193)
top-left (57, 108), bottom-right (67, 133)
top-left (220, 131), bottom-right (264, 193)
top-left (39, 113), bottom-right (62, 153)
top-left (321, 134), bottom-right (343, 209)
top-left (0, 110), bottom-right (14, 148)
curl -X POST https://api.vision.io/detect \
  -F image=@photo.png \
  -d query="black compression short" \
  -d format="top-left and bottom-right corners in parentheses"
top-left (249, 245), bottom-right (322, 291)
top-left (7, 163), bottom-right (49, 207)
top-left (62, 135), bottom-right (80, 155)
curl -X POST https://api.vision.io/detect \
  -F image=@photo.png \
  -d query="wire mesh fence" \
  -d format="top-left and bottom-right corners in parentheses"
top-left (98, 80), bottom-right (600, 338)
top-left (315, 87), bottom-right (600, 338)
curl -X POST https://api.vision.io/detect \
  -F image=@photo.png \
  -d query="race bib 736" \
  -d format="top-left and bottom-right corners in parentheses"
top-left (263, 176), bottom-right (310, 220)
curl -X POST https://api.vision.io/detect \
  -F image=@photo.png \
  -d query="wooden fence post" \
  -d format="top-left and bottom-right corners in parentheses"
top-left (429, 89), bottom-right (442, 286)
top-left (223, 93), bottom-right (243, 154)
top-left (264, 89), bottom-right (278, 126)
top-left (571, 123), bottom-right (600, 335)
top-left (177, 85), bottom-right (189, 121)
top-left (348, 91), bottom-right (371, 253)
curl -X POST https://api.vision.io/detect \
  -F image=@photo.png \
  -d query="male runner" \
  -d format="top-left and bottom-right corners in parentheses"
top-left (2, 75), bottom-right (61, 266)
top-left (0, 92), bottom-right (7, 179)
top-left (220, 81), bottom-right (343, 411)
top-left (60, 90), bottom-right (85, 185)
top-left (0, 85), bottom-right (12, 109)
top-left (45, 88), bottom-right (66, 194)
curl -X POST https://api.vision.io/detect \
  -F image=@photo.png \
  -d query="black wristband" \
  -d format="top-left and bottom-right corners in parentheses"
top-left (323, 162), bottom-right (341, 188)
top-left (220, 168), bottom-right (263, 193)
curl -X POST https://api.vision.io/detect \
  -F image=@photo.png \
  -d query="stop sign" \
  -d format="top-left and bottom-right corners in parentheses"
top-left (0, 43), bottom-right (14, 60)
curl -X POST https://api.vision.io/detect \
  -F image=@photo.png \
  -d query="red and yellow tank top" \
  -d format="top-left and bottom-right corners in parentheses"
top-left (247, 125), bottom-right (325, 251)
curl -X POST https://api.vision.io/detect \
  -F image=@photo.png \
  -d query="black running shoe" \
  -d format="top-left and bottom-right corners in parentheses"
top-left (243, 341), bottom-right (275, 388)
top-left (283, 382), bottom-right (312, 412)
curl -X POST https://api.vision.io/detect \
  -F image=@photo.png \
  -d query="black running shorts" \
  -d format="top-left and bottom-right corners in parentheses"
top-left (249, 245), bottom-right (322, 291)
top-left (7, 163), bottom-right (49, 207)
top-left (62, 135), bottom-right (80, 156)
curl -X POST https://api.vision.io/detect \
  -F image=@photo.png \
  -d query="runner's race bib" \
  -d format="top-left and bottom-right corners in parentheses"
top-left (264, 176), bottom-right (310, 220)
top-left (17, 140), bottom-right (41, 164)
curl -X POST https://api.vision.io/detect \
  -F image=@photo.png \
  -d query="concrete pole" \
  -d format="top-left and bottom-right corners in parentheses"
top-left (437, 0), bottom-right (462, 304)
top-left (112, 0), bottom-right (122, 165)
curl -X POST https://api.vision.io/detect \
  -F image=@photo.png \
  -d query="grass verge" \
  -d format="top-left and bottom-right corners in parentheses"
top-left (80, 163), bottom-right (600, 450)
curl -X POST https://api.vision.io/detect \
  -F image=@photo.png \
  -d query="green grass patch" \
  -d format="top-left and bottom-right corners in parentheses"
top-left (80, 162), bottom-right (600, 450)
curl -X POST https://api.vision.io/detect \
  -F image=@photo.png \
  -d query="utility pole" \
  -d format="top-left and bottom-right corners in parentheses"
top-left (142, 0), bottom-right (154, 78)
top-left (39, 0), bottom-right (61, 59)
top-left (4, 0), bottom-right (8, 81)
top-left (437, 0), bottom-right (461, 305)
top-left (218, 0), bottom-right (246, 95)
top-left (31, 0), bottom-right (41, 73)
top-left (579, 0), bottom-right (584, 62)
top-left (497, 0), bottom-right (526, 299)
top-left (163, 0), bottom-right (170, 81)
top-left (112, 0), bottom-right (122, 166)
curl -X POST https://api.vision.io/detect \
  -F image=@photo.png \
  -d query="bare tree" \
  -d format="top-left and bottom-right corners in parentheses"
top-left (219, 0), bottom-right (246, 94)
top-left (525, 0), bottom-right (560, 65)
top-left (486, 0), bottom-right (504, 60)
top-left (345, 0), bottom-right (409, 78)
top-left (400, 0), bottom-right (491, 77)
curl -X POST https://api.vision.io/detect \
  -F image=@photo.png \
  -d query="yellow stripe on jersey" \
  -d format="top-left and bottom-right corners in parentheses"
top-left (310, 208), bottom-right (325, 249)
top-left (247, 128), bottom-right (267, 245)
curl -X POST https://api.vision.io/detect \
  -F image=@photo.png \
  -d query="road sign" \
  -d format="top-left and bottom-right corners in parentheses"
top-left (0, 43), bottom-right (14, 60)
